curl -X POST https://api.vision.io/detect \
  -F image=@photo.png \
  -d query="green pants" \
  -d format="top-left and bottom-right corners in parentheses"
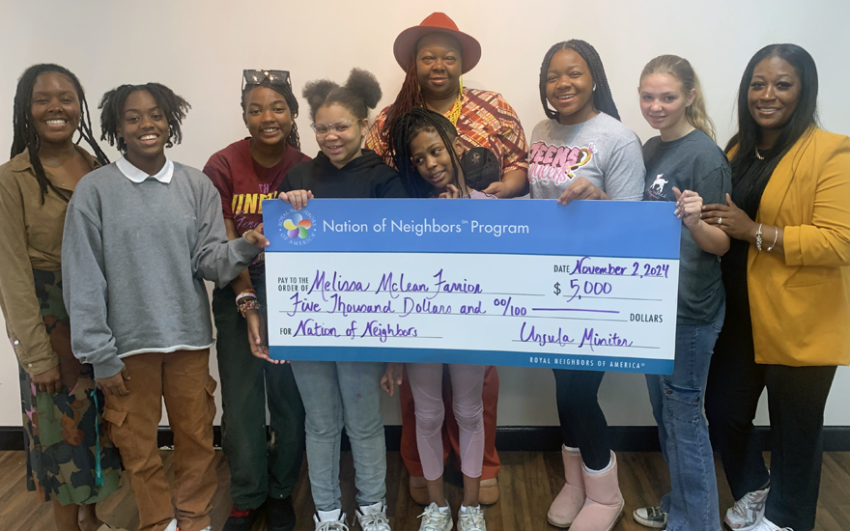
top-left (212, 282), bottom-right (305, 510)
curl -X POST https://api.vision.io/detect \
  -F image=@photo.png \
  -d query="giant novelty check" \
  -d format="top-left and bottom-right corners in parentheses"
top-left (263, 199), bottom-right (681, 374)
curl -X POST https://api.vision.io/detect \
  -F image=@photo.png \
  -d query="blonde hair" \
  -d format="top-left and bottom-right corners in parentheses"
top-left (639, 55), bottom-right (716, 141)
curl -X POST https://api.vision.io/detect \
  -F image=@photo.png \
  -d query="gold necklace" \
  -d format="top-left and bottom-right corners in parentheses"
top-left (445, 77), bottom-right (463, 126)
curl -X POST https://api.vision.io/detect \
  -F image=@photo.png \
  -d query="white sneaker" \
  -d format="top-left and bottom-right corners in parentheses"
top-left (751, 517), bottom-right (793, 531)
top-left (417, 502), bottom-right (452, 531)
top-left (457, 505), bottom-right (487, 531)
top-left (314, 509), bottom-right (350, 531)
top-left (633, 506), bottom-right (667, 528)
top-left (724, 487), bottom-right (769, 531)
top-left (356, 501), bottom-right (391, 531)
top-left (160, 520), bottom-right (209, 531)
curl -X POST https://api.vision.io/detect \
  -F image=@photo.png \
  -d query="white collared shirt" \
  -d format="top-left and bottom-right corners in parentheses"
top-left (116, 156), bottom-right (174, 184)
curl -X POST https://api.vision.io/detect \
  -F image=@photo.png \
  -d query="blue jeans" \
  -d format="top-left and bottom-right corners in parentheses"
top-left (290, 360), bottom-right (387, 512)
top-left (645, 303), bottom-right (724, 531)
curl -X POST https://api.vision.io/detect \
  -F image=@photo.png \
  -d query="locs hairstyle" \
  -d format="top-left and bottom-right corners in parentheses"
top-left (302, 68), bottom-right (382, 122)
top-left (539, 39), bottom-right (620, 121)
top-left (99, 83), bottom-right (191, 153)
top-left (241, 78), bottom-right (301, 149)
top-left (388, 107), bottom-right (464, 198)
top-left (11, 64), bottom-right (108, 203)
top-left (381, 59), bottom-right (426, 144)
top-left (725, 44), bottom-right (819, 215)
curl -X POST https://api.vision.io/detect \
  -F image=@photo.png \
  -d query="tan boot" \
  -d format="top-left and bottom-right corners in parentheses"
top-left (479, 477), bottom-right (500, 505)
top-left (547, 445), bottom-right (586, 528)
top-left (570, 452), bottom-right (624, 531)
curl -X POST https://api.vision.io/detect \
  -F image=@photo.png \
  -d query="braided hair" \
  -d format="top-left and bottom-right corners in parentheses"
top-left (388, 107), bottom-right (465, 198)
top-left (539, 40), bottom-right (620, 121)
top-left (99, 83), bottom-right (190, 152)
top-left (11, 64), bottom-right (108, 204)
top-left (381, 59), bottom-right (426, 143)
top-left (241, 79), bottom-right (301, 149)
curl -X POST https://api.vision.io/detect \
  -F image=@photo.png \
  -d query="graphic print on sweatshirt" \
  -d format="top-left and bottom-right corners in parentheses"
top-left (644, 173), bottom-right (674, 202)
top-left (231, 181), bottom-right (281, 233)
top-left (528, 141), bottom-right (598, 185)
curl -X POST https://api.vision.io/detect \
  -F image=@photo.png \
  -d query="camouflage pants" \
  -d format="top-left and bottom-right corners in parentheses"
top-left (19, 269), bottom-right (122, 505)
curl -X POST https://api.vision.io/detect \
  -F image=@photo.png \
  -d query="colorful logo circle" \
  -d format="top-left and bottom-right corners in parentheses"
top-left (283, 213), bottom-right (312, 239)
top-left (278, 208), bottom-right (316, 246)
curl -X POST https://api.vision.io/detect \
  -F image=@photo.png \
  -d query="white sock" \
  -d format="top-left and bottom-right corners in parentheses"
top-left (583, 455), bottom-right (615, 475)
top-left (360, 501), bottom-right (383, 514)
top-left (438, 505), bottom-right (450, 514)
top-left (460, 505), bottom-right (480, 513)
top-left (562, 444), bottom-right (580, 453)
top-left (317, 509), bottom-right (342, 522)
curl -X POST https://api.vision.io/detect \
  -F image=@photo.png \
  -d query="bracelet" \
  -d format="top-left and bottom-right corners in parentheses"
top-left (756, 223), bottom-right (763, 252)
top-left (767, 226), bottom-right (779, 252)
top-left (238, 298), bottom-right (261, 317)
top-left (235, 289), bottom-right (257, 305)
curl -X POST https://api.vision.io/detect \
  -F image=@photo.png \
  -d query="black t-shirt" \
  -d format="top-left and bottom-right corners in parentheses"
top-left (643, 129), bottom-right (732, 324)
top-left (717, 158), bottom-right (769, 340)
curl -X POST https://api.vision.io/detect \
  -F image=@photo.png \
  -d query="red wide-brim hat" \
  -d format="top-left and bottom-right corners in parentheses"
top-left (393, 12), bottom-right (482, 74)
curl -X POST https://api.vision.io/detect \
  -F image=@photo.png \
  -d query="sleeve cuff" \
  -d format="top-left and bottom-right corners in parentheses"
top-left (93, 356), bottom-right (126, 380)
top-left (784, 225), bottom-right (803, 266)
top-left (233, 234), bottom-right (263, 261)
top-left (19, 355), bottom-right (60, 376)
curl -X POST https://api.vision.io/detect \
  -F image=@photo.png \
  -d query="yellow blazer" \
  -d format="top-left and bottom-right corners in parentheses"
top-left (739, 128), bottom-right (850, 366)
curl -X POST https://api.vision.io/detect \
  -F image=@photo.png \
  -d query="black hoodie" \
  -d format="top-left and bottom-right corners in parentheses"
top-left (278, 149), bottom-right (407, 198)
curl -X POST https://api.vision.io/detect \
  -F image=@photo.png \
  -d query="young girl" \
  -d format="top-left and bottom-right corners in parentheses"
top-left (276, 69), bottom-right (404, 531)
top-left (382, 107), bottom-right (491, 531)
top-left (0, 63), bottom-right (123, 531)
top-left (203, 70), bottom-right (308, 531)
top-left (632, 55), bottom-right (731, 531)
top-left (62, 82), bottom-right (269, 531)
top-left (531, 40), bottom-right (645, 531)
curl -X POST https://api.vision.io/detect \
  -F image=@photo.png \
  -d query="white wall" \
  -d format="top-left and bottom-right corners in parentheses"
top-left (1, 0), bottom-right (849, 428)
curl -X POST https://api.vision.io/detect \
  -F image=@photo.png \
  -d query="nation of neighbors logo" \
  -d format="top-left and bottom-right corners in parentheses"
top-left (278, 208), bottom-right (316, 245)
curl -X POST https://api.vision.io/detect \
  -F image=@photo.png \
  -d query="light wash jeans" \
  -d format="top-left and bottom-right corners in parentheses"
top-left (645, 302), bottom-right (724, 531)
top-left (290, 360), bottom-right (387, 512)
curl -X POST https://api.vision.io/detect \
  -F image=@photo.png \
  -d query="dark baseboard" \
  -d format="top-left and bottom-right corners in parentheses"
top-left (3, 425), bottom-right (850, 452)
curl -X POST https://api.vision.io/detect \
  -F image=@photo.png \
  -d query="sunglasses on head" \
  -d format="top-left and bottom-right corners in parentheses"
top-left (242, 69), bottom-right (291, 90)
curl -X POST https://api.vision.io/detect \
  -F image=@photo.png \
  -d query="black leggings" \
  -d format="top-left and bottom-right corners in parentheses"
top-left (553, 369), bottom-right (611, 471)
top-left (705, 299), bottom-right (836, 531)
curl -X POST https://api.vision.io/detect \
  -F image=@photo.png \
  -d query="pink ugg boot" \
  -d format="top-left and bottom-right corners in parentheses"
top-left (547, 445), bottom-right (586, 528)
top-left (569, 452), bottom-right (625, 531)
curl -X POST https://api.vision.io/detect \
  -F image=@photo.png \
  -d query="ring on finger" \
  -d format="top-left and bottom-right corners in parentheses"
top-left (718, 217), bottom-right (723, 225)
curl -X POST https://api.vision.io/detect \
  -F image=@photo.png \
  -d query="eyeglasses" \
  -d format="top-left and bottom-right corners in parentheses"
top-left (242, 70), bottom-right (291, 91)
top-left (311, 120), bottom-right (357, 136)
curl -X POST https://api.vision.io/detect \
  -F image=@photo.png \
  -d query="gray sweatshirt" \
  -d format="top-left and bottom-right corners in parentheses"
top-left (62, 161), bottom-right (261, 379)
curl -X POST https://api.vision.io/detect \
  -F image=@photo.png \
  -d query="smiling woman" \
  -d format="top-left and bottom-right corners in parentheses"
top-left (98, 83), bottom-right (189, 175)
top-left (366, 12), bottom-right (529, 200)
top-left (0, 63), bottom-right (122, 531)
top-left (701, 44), bottom-right (850, 531)
top-left (61, 81), bottom-right (270, 531)
top-left (270, 67), bottom-right (404, 531)
top-left (201, 69), bottom-right (310, 531)
top-left (531, 40), bottom-right (645, 531)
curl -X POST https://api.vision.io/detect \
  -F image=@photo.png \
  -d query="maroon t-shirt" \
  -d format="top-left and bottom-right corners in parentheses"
top-left (203, 138), bottom-right (310, 274)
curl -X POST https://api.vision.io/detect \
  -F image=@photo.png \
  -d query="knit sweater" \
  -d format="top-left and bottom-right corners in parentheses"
top-left (62, 160), bottom-right (261, 378)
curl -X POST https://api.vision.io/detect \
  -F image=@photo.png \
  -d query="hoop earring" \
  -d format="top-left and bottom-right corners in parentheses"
top-left (593, 83), bottom-right (597, 92)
